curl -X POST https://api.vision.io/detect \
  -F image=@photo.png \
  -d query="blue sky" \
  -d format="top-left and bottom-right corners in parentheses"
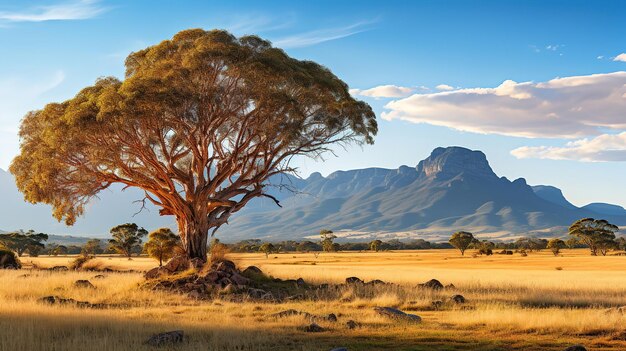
top-left (0, 0), bottom-right (625, 207)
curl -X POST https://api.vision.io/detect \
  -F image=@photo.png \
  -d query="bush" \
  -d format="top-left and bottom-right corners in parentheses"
top-left (0, 248), bottom-right (21, 269)
top-left (209, 242), bottom-right (229, 264)
top-left (70, 254), bottom-right (92, 270)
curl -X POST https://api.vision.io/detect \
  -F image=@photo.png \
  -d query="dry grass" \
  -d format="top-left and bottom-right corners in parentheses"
top-left (3, 249), bottom-right (626, 350)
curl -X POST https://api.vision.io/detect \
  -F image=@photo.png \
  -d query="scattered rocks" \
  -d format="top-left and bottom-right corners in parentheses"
top-left (92, 274), bottom-right (106, 279)
top-left (563, 346), bottom-right (587, 351)
top-left (38, 295), bottom-right (108, 309)
top-left (73, 280), bottom-right (96, 289)
top-left (296, 278), bottom-right (306, 287)
top-left (450, 294), bottom-right (466, 304)
top-left (330, 348), bottom-right (348, 351)
top-left (346, 320), bottom-right (359, 329)
top-left (325, 313), bottom-right (338, 322)
top-left (144, 266), bottom-right (170, 280)
top-left (163, 255), bottom-right (192, 273)
top-left (145, 330), bottom-right (184, 347)
top-left (48, 266), bottom-right (69, 271)
top-left (373, 307), bottom-right (422, 323)
top-left (418, 279), bottom-right (443, 290)
top-left (345, 277), bottom-right (364, 284)
top-left (303, 323), bottom-right (325, 332)
top-left (445, 283), bottom-right (456, 289)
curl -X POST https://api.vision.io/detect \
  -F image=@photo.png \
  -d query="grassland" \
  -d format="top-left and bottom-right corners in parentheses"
top-left (3, 249), bottom-right (626, 350)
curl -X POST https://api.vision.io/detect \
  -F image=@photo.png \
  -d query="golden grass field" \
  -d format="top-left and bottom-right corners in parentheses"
top-left (3, 249), bottom-right (626, 350)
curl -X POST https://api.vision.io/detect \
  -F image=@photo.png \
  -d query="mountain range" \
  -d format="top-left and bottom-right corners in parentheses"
top-left (1, 146), bottom-right (625, 242)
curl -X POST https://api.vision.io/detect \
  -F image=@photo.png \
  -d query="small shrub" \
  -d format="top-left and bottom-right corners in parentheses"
top-left (209, 242), bottom-right (229, 264)
top-left (0, 248), bottom-right (21, 269)
top-left (70, 254), bottom-right (92, 270)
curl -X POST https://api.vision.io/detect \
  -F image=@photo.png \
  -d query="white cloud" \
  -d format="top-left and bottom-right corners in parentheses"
top-left (350, 85), bottom-right (414, 98)
top-left (435, 84), bottom-right (454, 91)
top-left (597, 55), bottom-right (605, 60)
top-left (511, 132), bottom-right (626, 162)
top-left (383, 71), bottom-right (626, 138)
top-left (614, 53), bottom-right (626, 62)
top-left (0, 0), bottom-right (106, 22)
top-left (273, 20), bottom-right (375, 48)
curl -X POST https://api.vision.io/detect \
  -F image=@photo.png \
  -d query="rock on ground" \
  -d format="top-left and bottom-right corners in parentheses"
top-left (418, 279), bottom-right (444, 290)
top-left (374, 307), bottom-right (422, 323)
top-left (73, 280), bottom-right (96, 289)
top-left (303, 323), bottom-right (325, 332)
top-left (145, 330), bottom-right (184, 346)
top-left (563, 346), bottom-right (587, 351)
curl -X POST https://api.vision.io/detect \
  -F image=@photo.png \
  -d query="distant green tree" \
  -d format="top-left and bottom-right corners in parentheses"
top-left (0, 230), bottom-right (48, 257)
top-left (369, 239), bottom-right (383, 252)
top-left (547, 238), bottom-right (566, 256)
top-left (296, 241), bottom-right (321, 252)
top-left (108, 223), bottom-right (148, 259)
top-left (448, 231), bottom-right (475, 256)
top-left (616, 237), bottom-right (626, 252)
top-left (82, 239), bottom-right (103, 257)
top-left (565, 236), bottom-right (580, 250)
top-left (144, 228), bottom-right (181, 266)
top-left (49, 244), bottom-right (68, 256)
top-left (259, 242), bottom-right (276, 258)
top-left (569, 218), bottom-right (619, 256)
top-left (320, 229), bottom-right (337, 252)
top-left (474, 240), bottom-right (495, 255)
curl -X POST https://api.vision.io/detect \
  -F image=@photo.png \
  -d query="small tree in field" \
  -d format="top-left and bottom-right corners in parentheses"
top-left (569, 218), bottom-right (618, 256)
top-left (144, 228), bottom-right (181, 266)
top-left (50, 244), bottom-right (68, 256)
top-left (449, 231), bottom-right (475, 256)
top-left (320, 229), bottom-right (337, 252)
top-left (82, 239), bottom-right (102, 257)
top-left (10, 29), bottom-right (377, 263)
top-left (259, 242), bottom-right (276, 258)
top-left (108, 223), bottom-right (148, 259)
top-left (369, 239), bottom-right (383, 252)
top-left (547, 238), bottom-right (565, 256)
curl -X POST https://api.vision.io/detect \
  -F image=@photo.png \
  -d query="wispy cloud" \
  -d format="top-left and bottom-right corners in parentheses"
top-left (0, 0), bottom-right (107, 23)
top-left (273, 20), bottom-right (376, 48)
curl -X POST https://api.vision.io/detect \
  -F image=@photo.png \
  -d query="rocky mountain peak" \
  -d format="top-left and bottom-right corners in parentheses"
top-left (416, 146), bottom-right (497, 180)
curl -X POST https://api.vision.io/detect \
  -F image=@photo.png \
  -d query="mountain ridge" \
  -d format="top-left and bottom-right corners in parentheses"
top-left (1, 147), bottom-right (624, 241)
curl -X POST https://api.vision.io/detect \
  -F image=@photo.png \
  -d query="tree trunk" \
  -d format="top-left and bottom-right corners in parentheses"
top-left (180, 220), bottom-right (209, 262)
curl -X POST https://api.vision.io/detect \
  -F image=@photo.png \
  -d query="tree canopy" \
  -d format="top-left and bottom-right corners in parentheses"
top-left (10, 29), bottom-right (376, 261)
top-left (108, 223), bottom-right (148, 259)
top-left (448, 231), bottom-right (474, 256)
top-left (568, 218), bottom-right (618, 256)
top-left (0, 230), bottom-right (48, 257)
top-left (144, 228), bottom-right (181, 266)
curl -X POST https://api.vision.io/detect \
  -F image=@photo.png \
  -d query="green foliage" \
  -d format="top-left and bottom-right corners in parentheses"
top-left (0, 230), bottom-right (48, 257)
top-left (547, 238), bottom-right (566, 256)
top-left (108, 223), bottom-right (148, 259)
top-left (82, 239), bottom-right (102, 257)
top-left (474, 240), bottom-right (495, 255)
top-left (369, 239), bottom-right (383, 252)
top-left (320, 229), bottom-right (337, 252)
top-left (569, 218), bottom-right (619, 256)
top-left (259, 242), bottom-right (276, 258)
top-left (144, 228), bottom-right (181, 266)
top-left (448, 231), bottom-right (474, 256)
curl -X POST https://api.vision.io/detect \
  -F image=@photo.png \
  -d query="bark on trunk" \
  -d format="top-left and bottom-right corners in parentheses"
top-left (180, 220), bottom-right (209, 262)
